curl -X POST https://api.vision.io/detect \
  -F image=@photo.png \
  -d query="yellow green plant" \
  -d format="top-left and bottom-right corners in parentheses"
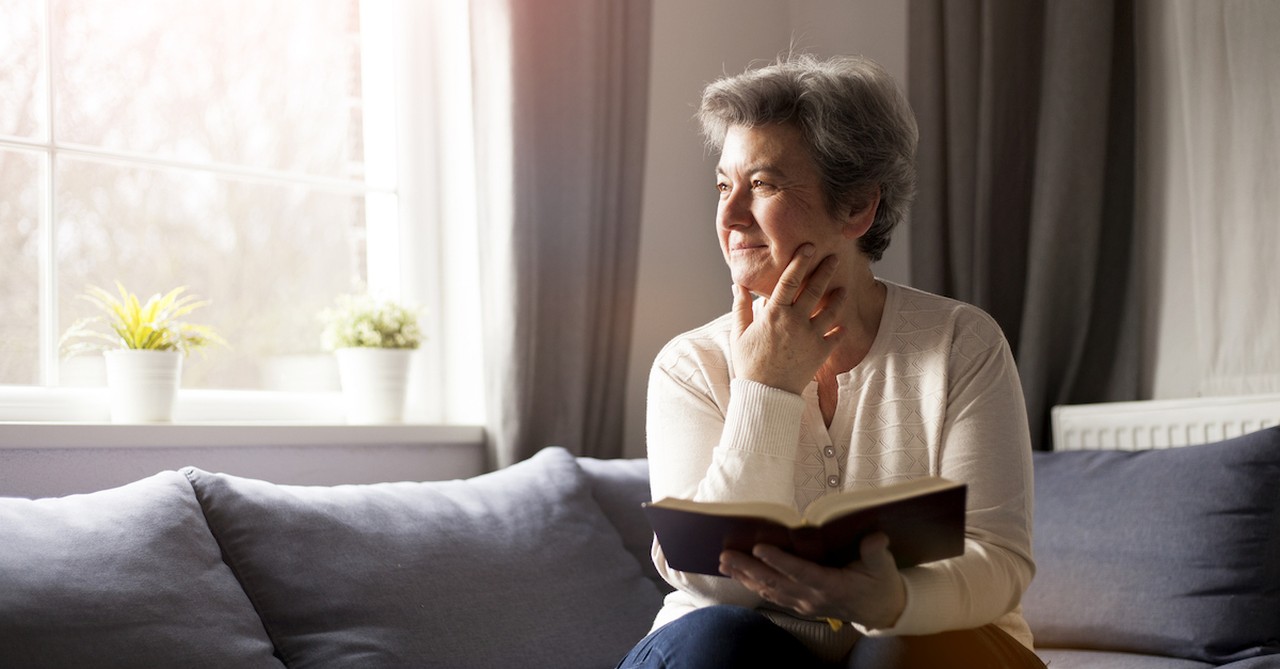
top-left (60, 282), bottom-right (227, 357)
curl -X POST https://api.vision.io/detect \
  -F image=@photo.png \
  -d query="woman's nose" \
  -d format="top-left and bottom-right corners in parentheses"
top-left (718, 187), bottom-right (753, 229)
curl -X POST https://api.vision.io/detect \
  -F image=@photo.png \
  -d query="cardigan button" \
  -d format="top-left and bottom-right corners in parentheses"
top-left (823, 446), bottom-right (836, 458)
top-left (827, 474), bottom-right (839, 487)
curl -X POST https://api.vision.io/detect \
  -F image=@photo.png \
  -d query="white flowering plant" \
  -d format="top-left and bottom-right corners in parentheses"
top-left (320, 294), bottom-right (423, 350)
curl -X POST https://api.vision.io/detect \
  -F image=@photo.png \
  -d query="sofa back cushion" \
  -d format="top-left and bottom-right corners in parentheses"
top-left (0, 471), bottom-right (284, 669)
top-left (577, 456), bottom-right (673, 594)
top-left (185, 446), bottom-right (664, 669)
top-left (1023, 427), bottom-right (1280, 663)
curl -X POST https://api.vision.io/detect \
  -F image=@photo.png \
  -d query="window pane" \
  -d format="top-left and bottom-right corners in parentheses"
top-left (0, 150), bottom-right (42, 384)
top-left (56, 156), bottom-right (364, 390)
top-left (53, 0), bottom-right (361, 179)
top-left (0, 0), bottom-right (44, 139)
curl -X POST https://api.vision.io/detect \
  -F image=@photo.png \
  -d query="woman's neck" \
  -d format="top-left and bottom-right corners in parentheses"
top-left (818, 263), bottom-right (886, 381)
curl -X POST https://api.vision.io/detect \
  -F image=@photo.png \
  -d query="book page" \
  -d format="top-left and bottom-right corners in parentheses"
top-left (646, 497), bottom-right (805, 527)
top-left (803, 477), bottom-right (960, 525)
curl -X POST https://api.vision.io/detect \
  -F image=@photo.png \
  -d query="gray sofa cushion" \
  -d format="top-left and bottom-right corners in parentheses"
top-left (577, 456), bottom-right (672, 594)
top-left (0, 471), bottom-right (283, 669)
top-left (1037, 649), bottom-right (1213, 669)
top-left (1024, 427), bottom-right (1280, 664)
top-left (185, 446), bottom-right (664, 669)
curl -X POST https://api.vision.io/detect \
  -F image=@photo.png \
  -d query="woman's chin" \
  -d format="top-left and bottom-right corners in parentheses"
top-left (730, 277), bottom-right (776, 299)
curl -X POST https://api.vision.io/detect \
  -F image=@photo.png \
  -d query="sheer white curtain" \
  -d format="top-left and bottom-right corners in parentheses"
top-left (1141, 0), bottom-right (1280, 397)
top-left (393, 0), bottom-right (485, 427)
top-left (470, 0), bottom-right (653, 467)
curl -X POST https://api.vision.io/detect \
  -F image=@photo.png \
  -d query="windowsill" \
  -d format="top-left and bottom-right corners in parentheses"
top-left (0, 386), bottom-right (485, 448)
top-left (1, 386), bottom-right (489, 498)
top-left (0, 422), bottom-right (484, 449)
top-left (2, 422), bottom-right (487, 499)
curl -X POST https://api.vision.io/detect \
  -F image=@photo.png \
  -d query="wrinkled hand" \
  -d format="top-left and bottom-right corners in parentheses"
top-left (732, 244), bottom-right (846, 394)
top-left (718, 533), bottom-right (906, 630)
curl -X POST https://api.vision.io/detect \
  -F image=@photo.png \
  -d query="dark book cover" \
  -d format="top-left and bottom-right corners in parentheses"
top-left (644, 483), bottom-right (966, 576)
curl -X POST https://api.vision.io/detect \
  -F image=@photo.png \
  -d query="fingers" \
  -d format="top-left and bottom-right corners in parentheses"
top-left (728, 546), bottom-right (818, 593)
top-left (752, 544), bottom-right (820, 581)
top-left (719, 548), bottom-right (786, 587)
top-left (769, 244), bottom-right (816, 306)
top-left (859, 532), bottom-right (896, 575)
top-left (856, 533), bottom-right (908, 628)
top-left (732, 244), bottom-right (845, 393)
top-left (722, 538), bottom-right (905, 628)
top-left (720, 549), bottom-right (806, 610)
top-left (798, 255), bottom-right (840, 314)
top-left (770, 244), bottom-right (840, 314)
top-left (731, 283), bottom-right (753, 338)
top-left (811, 287), bottom-right (847, 338)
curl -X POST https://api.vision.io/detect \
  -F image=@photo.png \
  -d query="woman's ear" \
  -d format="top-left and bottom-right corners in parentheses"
top-left (841, 186), bottom-right (881, 240)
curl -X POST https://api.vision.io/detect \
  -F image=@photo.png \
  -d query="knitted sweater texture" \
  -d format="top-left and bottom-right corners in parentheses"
top-left (646, 280), bottom-right (1036, 660)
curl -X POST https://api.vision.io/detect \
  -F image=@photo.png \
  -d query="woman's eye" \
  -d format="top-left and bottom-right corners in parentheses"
top-left (716, 182), bottom-right (731, 193)
top-left (751, 179), bottom-right (774, 192)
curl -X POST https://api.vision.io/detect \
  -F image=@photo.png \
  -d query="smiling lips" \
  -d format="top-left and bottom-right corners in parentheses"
top-left (730, 240), bottom-right (767, 252)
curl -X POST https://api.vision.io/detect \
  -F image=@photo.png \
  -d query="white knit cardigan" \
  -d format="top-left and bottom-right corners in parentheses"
top-left (645, 280), bottom-right (1036, 660)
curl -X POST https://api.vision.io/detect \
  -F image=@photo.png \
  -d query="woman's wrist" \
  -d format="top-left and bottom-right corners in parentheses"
top-left (854, 573), bottom-right (906, 631)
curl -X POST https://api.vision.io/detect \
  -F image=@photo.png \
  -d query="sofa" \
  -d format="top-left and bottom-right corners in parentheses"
top-left (2, 428), bottom-right (1279, 668)
top-left (1024, 425), bottom-right (1280, 668)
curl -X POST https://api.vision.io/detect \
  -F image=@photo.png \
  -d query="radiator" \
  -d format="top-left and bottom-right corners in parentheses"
top-left (1050, 393), bottom-right (1280, 451)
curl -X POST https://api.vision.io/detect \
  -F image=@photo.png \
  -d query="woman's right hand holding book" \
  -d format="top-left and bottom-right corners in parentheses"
top-left (718, 532), bottom-right (907, 631)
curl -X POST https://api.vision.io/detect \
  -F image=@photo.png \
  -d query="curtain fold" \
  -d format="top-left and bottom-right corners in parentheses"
top-left (470, 0), bottom-right (652, 467)
top-left (1155, 1), bottom-right (1280, 396)
top-left (908, 0), bottom-right (1139, 449)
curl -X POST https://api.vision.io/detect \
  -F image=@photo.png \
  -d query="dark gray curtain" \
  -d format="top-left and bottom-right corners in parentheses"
top-left (471, 0), bottom-right (652, 467)
top-left (908, 0), bottom-right (1140, 449)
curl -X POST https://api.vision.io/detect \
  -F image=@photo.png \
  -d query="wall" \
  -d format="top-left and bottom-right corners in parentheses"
top-left (0, 424), bottom-right (486, 498)
top-left (626, 1), bottom-right (1280, 461)
top-left (623, 0), bottom-right (911, 458)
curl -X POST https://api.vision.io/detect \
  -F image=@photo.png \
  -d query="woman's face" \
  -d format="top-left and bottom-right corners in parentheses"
top-left (715, 123), bottom-right (861, 297)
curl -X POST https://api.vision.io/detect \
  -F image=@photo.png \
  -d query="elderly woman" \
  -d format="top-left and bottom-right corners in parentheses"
top-left (616, 55), bottom-right (1046, 669)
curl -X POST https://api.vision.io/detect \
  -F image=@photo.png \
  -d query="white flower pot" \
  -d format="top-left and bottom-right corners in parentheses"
top-left (103, 349), bottom-right (183, 423)
top-left (335, 348), bottom-right (413, 424)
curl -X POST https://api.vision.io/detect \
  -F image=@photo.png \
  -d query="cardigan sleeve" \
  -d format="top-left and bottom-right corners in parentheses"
top-left (645, 335), bottom-right (807, 608)
top-left (855, 318), bottom-right (1036, 638)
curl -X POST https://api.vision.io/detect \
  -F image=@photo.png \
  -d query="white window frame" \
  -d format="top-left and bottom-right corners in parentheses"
top-left (0, 0), bottom-right (483, 430)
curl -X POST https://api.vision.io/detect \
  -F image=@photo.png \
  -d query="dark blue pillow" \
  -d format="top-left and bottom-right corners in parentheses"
top-left (1023, 427), bottom-right (1280, 663)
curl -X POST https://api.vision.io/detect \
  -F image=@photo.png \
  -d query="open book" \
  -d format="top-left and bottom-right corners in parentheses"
top-left (643, 477), bottom-right (966, 576)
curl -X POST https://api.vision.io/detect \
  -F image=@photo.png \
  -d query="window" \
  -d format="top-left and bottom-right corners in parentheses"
top-left (1, 1), bottom-right (408, 401)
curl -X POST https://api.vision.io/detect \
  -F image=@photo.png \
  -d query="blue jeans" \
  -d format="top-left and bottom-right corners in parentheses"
top-left (616, 605), bottom-right (1047, 669)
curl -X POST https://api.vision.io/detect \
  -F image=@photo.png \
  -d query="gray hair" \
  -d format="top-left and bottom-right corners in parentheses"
top-left (698, 54), bottom-right (918, 262)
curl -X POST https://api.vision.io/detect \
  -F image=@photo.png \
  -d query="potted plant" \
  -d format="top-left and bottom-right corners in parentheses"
top-left (61, 282), bottom-right (225, 423)
top-left (320, 294), bottom-right (423, 424)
